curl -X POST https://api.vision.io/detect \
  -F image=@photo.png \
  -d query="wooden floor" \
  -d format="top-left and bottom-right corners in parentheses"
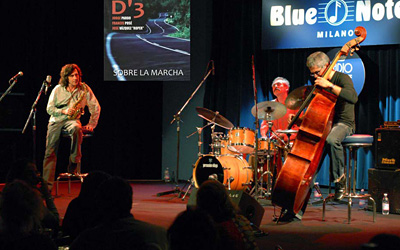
top-left (51, 180), bottom-right (400, 250)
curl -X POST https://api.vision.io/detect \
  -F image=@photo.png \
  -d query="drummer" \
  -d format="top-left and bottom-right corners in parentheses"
top-left (260, 77), bottom-right (299, 143)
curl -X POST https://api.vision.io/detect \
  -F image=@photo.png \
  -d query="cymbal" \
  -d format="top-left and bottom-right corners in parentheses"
top-left (285, 86), bottom-right (314, 110)
top-left (196, 107), bottom-right (234, 129)
top-left (251, 101), bottom-right (286, 121)
top-left (275, 129), bottom-right (299, 134)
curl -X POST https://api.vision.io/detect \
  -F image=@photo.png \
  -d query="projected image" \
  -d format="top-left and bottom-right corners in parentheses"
top-left (104, 0), bottom-right (190, 81)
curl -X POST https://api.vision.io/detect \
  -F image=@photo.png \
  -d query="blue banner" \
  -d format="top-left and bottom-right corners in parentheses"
top-left (262, 0), bottom-right (400, 49)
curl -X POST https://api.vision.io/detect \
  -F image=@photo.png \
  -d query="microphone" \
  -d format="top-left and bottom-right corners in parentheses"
top-left (211, 60), bottom-right (215, 75)
top-left (9, 71), bottom-right (23, 83)
top-left (208, 174), bottom-right (218, 180)
top-left (44, 75), bottom-right (52, 95)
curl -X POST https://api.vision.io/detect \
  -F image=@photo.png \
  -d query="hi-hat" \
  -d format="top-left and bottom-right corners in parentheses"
top-left (196, 107), bottom-right (234, 129)
top-left (251, 101), bottom-right (287, 121)
top-left (275, 129), bottom-right (299, 134)
top-left (285, 85), bottom-right (314, 110)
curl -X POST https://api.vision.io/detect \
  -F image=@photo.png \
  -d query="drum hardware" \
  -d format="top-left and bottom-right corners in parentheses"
top-left (181, 177), bottom-right (195, 201)
top-left (227, 176), bottom-right (235, 190)
top-left (250, 105), bottom-right (288, 199)
top-left (187, 124), bottom-right (214, 157)
top-left (208, 174), bottom-right (218, 180)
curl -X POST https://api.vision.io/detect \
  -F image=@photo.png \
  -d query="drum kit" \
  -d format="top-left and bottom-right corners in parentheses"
top-left (185, 99), bottom-right (300, 200)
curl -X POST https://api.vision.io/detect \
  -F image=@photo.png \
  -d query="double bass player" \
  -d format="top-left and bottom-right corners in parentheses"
top-left (279, 51), bottom-right (358, 222)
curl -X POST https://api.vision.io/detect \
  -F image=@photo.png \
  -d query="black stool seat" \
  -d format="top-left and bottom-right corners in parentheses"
top-left (56, 129), bottom-right (93, 195)
top-left (323, 134), bottom-right (376, 223)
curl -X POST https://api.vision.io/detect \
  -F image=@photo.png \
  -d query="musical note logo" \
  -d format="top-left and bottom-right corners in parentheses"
top-left (325, 0), bottom-right (348, 26)
top-left (329, 1), bottom-right (341, 23)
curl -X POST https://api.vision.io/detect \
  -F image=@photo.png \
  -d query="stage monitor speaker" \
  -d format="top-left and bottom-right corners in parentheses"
top-left (375, 128), bottom-right (400, 170)
top-left (187, 188), bottom-right (265, 227)
top-left (368, 168), bottom-right (400, 214)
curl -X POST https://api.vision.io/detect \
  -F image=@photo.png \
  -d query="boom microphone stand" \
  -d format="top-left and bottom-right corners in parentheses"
top-left (157, 61), bottom-right (214, 197)
top-left (0, 72), bottom-right (23, 103)
top-left (22, 76), bottom-right (51, 165)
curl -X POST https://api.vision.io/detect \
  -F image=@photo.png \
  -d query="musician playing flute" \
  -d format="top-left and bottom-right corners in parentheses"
top-left (43, 64), bottom-right (100, 190)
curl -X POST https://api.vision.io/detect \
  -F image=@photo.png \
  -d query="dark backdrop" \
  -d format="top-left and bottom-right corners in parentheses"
top-left (0, 0), bottom-right (164, 181)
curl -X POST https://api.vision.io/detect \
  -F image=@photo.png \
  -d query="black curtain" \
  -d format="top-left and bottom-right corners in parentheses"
top-left (0, 0), bottom-right (162, 181)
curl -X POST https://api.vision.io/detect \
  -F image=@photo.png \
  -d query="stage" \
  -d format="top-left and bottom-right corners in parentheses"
top-left (49, 180), bottom-right (400, 250)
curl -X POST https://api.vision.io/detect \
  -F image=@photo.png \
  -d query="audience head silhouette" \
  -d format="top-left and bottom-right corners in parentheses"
top-left (0, 180), bottom-right (43, 234)
top-left (168, 208), bottom-right (218, 250)
top-left (78, 170), bottom-right (111, 200)
top-left (196, 180), bottom-right (238, 223)
top-left (6, 158), bottom-right (41, 187)
top-left (95, 176), bottom-right (133, 220)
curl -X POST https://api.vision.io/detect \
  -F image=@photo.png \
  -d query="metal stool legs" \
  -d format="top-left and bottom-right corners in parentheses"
top-left (323, 136), bottom-right (376, 223)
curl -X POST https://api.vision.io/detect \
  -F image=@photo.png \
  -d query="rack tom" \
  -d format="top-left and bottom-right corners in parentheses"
top-left (228, 127), bottom-right (255, 154)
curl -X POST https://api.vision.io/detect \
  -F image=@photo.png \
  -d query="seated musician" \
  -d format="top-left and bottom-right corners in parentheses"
top-left (280, 51), bottom-right (358, 222)
top-left (260, 77), bottom-right (299, 143)
top-left (260, 77), bottom-right (300, 173)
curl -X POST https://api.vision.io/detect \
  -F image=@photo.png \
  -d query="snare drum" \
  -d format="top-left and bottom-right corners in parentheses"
top-left (193, 155), bottom-right (253, 190)
top-left (228, 127), bottom-right (255, 154)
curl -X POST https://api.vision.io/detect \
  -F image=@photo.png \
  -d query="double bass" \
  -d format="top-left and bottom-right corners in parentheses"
top-left (271, 26), bottom-right (367, 214)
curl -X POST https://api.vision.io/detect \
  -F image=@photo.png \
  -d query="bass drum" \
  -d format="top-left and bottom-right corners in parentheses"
top-left (193, 155), bottom-right (253, 191)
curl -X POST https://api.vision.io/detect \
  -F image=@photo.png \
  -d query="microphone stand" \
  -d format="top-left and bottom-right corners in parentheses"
top-left (157, 61), bottom-right (214, 198)
top-left (0, 79), bottom-right (19, 103)
top-left (22, 80), bottom-right (48, 165)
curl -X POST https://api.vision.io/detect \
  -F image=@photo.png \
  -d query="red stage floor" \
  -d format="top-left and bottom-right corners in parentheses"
top-left (50, 180), bottom-right (400, 250)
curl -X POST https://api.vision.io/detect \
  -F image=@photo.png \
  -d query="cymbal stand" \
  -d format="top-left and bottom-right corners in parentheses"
top-left (187, 123), bottom-right (212, 157)
top-left (157, 62), bottom-right (214, 198)
top-left (180, 126), bottom-right (209, 200)
top-left (262, 116), bottom-right (275, 197)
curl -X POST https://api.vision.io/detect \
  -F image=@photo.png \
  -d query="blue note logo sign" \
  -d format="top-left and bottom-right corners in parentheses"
top-left (324, 0), bottom-right (349, 26)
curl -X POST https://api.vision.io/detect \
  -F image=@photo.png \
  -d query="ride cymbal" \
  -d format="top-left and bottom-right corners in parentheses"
top-left (285, 86), bottom-right (313, 110)
top-left (196, 107), bottom-right (234, 129)
top-left (251, 101), bottom-right (286, 121)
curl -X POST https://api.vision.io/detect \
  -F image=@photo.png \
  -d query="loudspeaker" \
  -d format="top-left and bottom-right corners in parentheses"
top-left (375, 128), bottom-right (400, 170)
top-left (368, 168), bottom-right (400, 214)
top-left (187, 188), bottom-right (265, 227)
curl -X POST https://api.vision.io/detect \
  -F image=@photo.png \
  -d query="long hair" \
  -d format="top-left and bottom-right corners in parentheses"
top-left (59, 63), bottom-right (82, 87)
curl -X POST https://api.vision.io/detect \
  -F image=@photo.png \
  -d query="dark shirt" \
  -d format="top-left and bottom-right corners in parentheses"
top-left (330, 71), bottom-right (358, 129)
top-left (62, 197), bottom-right (100, 242)
top-left (0, 233), bottom-right (57, 250)
top-left (70, 215), bottom-right (168, 250)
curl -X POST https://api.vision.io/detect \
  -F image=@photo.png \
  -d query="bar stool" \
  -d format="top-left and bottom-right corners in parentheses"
top-left (55, 129), bottom-right (93, 195)
top-left (322, 134), bottom-right (376, 223)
